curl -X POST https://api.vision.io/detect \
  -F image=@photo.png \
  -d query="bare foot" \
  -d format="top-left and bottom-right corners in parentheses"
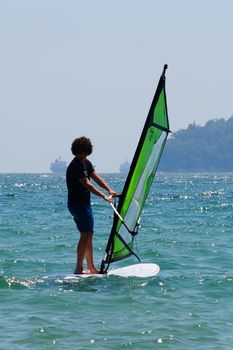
top-left (89, 268), bottom-right (100, 274)
top-left (74, 268), bottom-right (91, 275)
top-left (74, 267), bottom-right (100, 274)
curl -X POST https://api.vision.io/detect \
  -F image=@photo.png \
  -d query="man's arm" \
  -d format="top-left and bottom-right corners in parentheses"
top-left (90, 171), bottom-right (117, 196)
top-left (79, 177), bottom-right (112, 202)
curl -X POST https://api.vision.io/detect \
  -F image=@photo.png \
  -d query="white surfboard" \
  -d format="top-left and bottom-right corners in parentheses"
top-left (58, 263), bottom-right (160, 280)
top-left (107, 263), bottom-right (160, 278)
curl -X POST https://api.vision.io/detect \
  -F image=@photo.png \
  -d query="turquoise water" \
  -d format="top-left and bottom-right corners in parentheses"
top-left (1, 173), bottom-right (233, 349)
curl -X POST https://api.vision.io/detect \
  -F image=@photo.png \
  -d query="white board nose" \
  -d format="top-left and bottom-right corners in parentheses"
top-left (107, 263), bottom-right (160, 278)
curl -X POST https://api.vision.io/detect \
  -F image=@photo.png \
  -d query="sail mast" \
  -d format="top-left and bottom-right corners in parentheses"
top-left (100, 65), bottom-right (170, 273)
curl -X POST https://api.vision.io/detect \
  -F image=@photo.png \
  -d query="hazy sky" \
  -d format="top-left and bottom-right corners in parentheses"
top-left (1, 0), bottom-right (233, 173)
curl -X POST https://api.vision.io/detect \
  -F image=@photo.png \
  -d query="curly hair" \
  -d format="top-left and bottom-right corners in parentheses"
top-left (71, 137), bottom-right (93, 156)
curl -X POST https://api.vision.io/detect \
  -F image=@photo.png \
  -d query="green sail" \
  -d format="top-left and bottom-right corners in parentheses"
top-left (100, 65), bottom-right (170, 273)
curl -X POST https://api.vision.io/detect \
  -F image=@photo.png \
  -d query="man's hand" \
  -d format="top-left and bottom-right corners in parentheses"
top-left (104, 195), bottom-right (113, 203)
top-left (108, 189), bottom-right (118, 197)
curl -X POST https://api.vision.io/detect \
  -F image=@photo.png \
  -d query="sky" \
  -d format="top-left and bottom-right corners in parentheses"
top-left (0, 0), bottom-right (233, 173)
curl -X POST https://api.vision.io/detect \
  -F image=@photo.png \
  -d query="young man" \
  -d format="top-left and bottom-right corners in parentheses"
top-left (66, 136), bottom-right (117, 274)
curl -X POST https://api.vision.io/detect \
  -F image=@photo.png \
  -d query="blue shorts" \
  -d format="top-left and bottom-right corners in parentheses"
top-left (68, 204), bottom-right (94, 233)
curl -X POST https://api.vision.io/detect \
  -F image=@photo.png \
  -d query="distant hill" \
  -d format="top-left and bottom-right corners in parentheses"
top-left (159, 116), bottom-right (233, 172)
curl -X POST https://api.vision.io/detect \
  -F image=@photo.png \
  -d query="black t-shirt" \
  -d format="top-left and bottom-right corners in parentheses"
top-left (66, 157), bottom-right (95, 205)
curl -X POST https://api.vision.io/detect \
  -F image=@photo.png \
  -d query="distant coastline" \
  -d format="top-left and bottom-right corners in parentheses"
top-left (47, 116), bottom-right (233, 174)
top-left (159, 115), bottom-right (233, 172)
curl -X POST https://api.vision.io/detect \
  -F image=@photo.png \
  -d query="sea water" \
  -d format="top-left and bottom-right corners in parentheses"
top-left (0, 173), bottom-right (233, 350)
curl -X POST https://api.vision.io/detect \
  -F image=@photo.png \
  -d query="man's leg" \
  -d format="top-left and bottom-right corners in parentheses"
top-left (85, 233), bottom-right (99, 274)
top-left (74, 232), bottom-right (89, 274)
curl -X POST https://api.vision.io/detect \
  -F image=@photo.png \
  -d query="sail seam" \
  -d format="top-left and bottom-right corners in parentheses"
top-left (152, 122), bottom-right (170, 133)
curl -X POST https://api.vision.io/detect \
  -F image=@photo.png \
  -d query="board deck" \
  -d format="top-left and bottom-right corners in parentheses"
top-left (107, 263), bottom-right (160, 277)
top-left (54, 263), bottom-right (160, 280)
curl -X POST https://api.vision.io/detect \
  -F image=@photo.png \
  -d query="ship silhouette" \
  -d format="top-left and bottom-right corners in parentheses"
top-left (50, 156), bottom-right (67, 174)
top-left (119, 160), bottom-right (130, 174)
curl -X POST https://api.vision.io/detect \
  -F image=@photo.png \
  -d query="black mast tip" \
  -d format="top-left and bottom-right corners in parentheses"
top-left (162, 64), bottom-right (168, 77)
